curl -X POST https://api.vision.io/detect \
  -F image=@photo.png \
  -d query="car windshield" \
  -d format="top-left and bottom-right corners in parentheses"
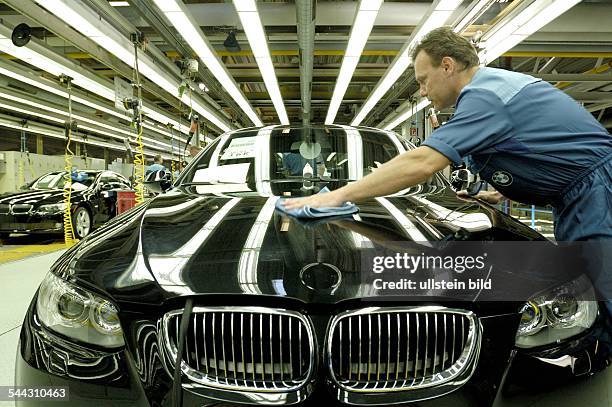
top-left (181, 126), bottom-right (409, 189)
top-left (30, 171), bottom-right (97, 190)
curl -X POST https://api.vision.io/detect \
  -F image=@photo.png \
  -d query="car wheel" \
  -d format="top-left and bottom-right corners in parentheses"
top-left (72, 207), bottom-right (92, 239)
top-left (0, 232), bottom-right (10, 241)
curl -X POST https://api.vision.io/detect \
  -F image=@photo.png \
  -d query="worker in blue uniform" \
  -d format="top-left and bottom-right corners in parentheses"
top-left (283, 27), bottom-right (612, 242)
top-left (146, 154), bottom-right (166, 176)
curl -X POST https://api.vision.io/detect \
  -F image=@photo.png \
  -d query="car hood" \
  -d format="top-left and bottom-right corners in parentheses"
top-left (59, 184), bottom-right (544, 307)
top-left (0, 188), bottom-right (84, 206)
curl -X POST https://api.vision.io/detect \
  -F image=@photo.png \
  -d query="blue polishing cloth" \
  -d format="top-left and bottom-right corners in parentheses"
top-left (275, 187), bottom-right (359, 219)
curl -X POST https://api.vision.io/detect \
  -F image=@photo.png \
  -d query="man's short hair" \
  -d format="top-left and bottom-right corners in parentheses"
top-left (154, 154), bottom-right (163, 164)
top-left (411, 26), bottom-right (479, 69)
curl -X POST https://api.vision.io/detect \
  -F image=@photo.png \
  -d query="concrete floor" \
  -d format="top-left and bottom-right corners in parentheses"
top-left (0, 249), bottom-right (65, 407)
top-left (0, 249), bottom-right (611, 406)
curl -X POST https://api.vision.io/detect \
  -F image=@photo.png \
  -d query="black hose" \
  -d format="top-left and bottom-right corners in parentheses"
top-left (172, 298), bottom-right (193, 407)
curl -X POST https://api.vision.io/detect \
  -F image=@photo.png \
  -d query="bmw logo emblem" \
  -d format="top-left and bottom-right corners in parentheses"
top-left (491, 170), bottom-right (513, 186)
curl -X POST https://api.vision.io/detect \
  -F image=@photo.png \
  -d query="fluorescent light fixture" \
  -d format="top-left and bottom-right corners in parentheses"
top-left (351, 0), bottom-right (462, 126)
top-left (109, 1), bottom-right (130, 6)
top-left (153, 0), bottom-right (263, 127)
top-left (377, 1), bottom-right (581, 129)
top-left (325, 0), bottom-right (382, 124)
top-left (0, 24), bottom-right (193, 141)
top-left (383, 98), bottom-right (430, 130)
top-left (33, 0), bottom-right (232, 132)
top-left (234, 0), bottom-right (289, 125)
top-left (479, 0), bottom-right (581, 65)
top-left (453, 0), bottom-right (494, 33)
top-left (0, 90), bottom-right (178, 153)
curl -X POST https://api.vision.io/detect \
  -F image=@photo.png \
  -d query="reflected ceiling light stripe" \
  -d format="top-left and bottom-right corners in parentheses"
top-left (175, 198), bottom-right (242, 257)
top-left (238, 197), bottom-right (278, 294)
top-left (339, 125), bottom-right (363, 181)
top-left (351, 0), bottom-right (462, 126)
top-left (376, 197), bottom-right (432, 246)
top-left (209, 130), bottom-right (238, 169)
top-left (153, 0), bottom-right (263, 127)
top-left (325, 0), bottom-right (383, 124)
top-left (254, 125), bottom-right (278, 196)
top-left (234, 0), bottom-right (289, 125)
top-left (411, 195), bottom-right (492, 231)
top-left (145, 196), bottom-right (208, 216)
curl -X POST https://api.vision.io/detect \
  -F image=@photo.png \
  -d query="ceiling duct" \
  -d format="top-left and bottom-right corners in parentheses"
top-left (296, 0), bottom-right (315, 126)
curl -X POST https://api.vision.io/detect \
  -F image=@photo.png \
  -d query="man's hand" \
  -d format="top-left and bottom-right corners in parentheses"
top-left (281, 189), bottom-right (346, 210)
top-left (457, 189), bottom-right (505, 204)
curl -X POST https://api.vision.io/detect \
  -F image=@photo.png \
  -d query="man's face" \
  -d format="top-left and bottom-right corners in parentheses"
top-left (414, 51), bottom-right (456, 110)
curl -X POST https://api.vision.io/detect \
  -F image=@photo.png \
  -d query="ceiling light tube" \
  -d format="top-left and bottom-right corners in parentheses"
top-left (0, 24), bottom-right (192, 140)
top-left (325, 0), bottom-right (382, 124)
top-left (351, 0), bottom-right (462, 126)
top-left (479, 0), bottom-right (581, 65)
top-left (153, 0), bottom-right (263, 127)
top-left (382, 98), bottom-right (430, 131)
top-left (453, 0), bottom-right (495, 33)
top-left (378, 0), bottom-right (581, 130)
top-left (235, 0), bottom-right (289, 125)
top-left (0, 90), bottom-right (176, 152)
top-left (32, 0), bottom-right (232, 132)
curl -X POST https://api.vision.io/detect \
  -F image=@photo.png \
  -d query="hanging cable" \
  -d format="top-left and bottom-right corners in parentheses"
top-left (60, 74), bottom-right (76, 246)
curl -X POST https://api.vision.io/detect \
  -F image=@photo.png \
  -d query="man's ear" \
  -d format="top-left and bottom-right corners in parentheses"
top-left (441, 56), bottom-right (455, 75)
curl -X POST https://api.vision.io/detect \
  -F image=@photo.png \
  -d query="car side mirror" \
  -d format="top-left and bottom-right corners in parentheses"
top-left (144, 170), bottom-right (172, 193)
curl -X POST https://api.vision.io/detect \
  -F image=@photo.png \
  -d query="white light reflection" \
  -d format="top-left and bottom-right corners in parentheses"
top-left (150, 198), bottom-right (242, 285)
top-left (238, 197), bottom-right (278, 294)
top-left (410, 196), bottom-right (492, 231)
top-left (376, 197), bottom-right (432, 246)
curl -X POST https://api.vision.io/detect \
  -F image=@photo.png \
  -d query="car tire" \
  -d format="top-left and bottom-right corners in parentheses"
top-left (72, 206), bottom-right (92, 239)
top-left (0, 232), bottom-right (10, 241)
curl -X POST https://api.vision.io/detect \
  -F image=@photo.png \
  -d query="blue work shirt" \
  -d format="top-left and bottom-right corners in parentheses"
top-left (146, 163), bottom-right (166, 175)
top-left (423, 67), bottom-right (612, 241)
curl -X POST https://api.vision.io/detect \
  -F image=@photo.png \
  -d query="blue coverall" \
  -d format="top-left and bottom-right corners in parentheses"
top-left (422, 67), bottom-right (612, 306)
top-left (422, 67), bottom-right (612, 242)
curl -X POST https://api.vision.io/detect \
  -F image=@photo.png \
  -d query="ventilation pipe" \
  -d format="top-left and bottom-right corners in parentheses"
top-left (296, 0), bottom-right (315, 126)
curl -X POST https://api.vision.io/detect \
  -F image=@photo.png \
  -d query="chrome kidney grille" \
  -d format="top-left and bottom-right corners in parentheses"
top-left (327, 307), bottom-right (480, 392)
top-left (162, 307), bottom-right (315, 392)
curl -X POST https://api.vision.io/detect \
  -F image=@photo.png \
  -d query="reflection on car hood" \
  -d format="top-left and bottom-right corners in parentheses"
top-left (0, 189), bottom-right (85, 206)
top-left (59, 184), bottom-right (544, 307)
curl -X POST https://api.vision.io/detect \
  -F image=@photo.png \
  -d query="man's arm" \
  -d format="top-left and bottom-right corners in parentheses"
top-left (282, 146), bottom-right (450, 210)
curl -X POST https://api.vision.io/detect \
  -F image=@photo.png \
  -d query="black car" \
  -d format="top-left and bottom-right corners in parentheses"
top-left (15, 126), bottom-right (611, 406)
top-left (0, 169), bottom-right (132, 240)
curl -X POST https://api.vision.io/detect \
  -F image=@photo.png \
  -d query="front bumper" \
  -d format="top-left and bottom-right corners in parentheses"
top-left (15, 295), bottom-right (612, 407)
top-left (0, 213), bottom-right (63, 234)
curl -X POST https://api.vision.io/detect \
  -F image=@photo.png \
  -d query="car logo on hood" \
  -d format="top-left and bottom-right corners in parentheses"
top-left (299, 262), bottom-right (342, 292)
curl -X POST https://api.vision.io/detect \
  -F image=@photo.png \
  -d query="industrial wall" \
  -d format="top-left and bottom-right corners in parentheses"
top-left (0, 151), bottom-right (105, 193)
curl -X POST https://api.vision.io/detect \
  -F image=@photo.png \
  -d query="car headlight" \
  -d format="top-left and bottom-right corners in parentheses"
top-left (38, 203), bottom-right (67, 213)
top-left (516, 275), bottom-right (598, 348)
top-left (36, 273), bottom-right (124, 348)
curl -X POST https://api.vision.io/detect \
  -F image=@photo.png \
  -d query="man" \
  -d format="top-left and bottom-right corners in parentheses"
top-left (146, 154), bottom-right (166, 175)
top-left (283, 27), bottom-right (612, 242)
